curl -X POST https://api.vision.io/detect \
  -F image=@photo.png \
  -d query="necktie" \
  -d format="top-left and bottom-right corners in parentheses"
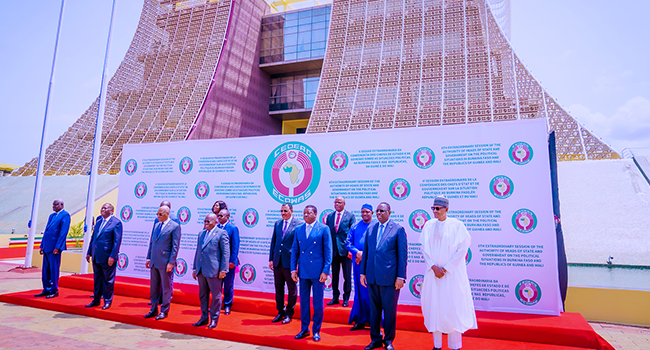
top-left (376, 224), bottom-right (385, 248)
top-left (306, 224), bottom-right (312, 239)
top-left (282, 220), bottom-right (288, 238)
top-left (201, 229), bottom-right (209, 247)
top-left (335, 212), bottom-right (341, 231)
top-left (154, 222), bottom-right (162, 241)
top-left (98, 218), bottom-right (108, 234)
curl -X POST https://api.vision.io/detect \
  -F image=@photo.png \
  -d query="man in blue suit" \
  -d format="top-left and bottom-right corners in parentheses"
top-left (85, 203), bottom-right (122, 310)
top-left (144, 205), bottom-right (181, 320)
top-left (326, 196), bottom-right (356, 307)
top-left (269, 203), bottom-right (302, 324)
top-left (192, 213), bottom-right (229, 329)
top-left (360, 202), bottom-right (408, 350)
top-left (291, 205), bottom-right (332, 342)
top-left (35, 199), bottom-right (70, 299)
top-left (216, 208), bottom-right (239, 315)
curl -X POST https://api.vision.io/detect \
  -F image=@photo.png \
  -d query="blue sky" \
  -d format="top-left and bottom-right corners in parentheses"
top-left (0, 0), bottom-right (648, 167)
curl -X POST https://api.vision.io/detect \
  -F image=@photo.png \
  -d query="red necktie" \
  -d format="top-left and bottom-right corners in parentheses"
top-left (335, 212), bottom-right (341, 232)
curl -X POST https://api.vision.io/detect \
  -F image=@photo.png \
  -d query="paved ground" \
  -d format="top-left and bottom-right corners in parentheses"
top-left (0, 260), bottom-right (648, 350)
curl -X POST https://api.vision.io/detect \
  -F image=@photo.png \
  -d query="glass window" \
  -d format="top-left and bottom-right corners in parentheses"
top-left (312, 29), bottom-right (326, 42)
top-left (284, 33), bottom-right (297, 46)
top-left (312, 21), bottom-right (327, 30)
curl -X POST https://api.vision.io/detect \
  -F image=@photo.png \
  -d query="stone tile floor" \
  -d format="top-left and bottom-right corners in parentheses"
top-left (0, 260), bottom-right (648, 349)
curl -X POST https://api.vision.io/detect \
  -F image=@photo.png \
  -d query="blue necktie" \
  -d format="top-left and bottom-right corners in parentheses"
top-left (154, 222), bottom-right (162, 241)
top-left (376, 224), bottom-right (385, 248)
top-left (201, 229), bottom-right (208, 247)
top-left (282, 220), bottom-right (288, 238)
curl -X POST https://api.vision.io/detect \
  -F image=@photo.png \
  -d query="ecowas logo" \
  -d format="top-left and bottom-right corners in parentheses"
top-left (264, 141), bottom-right (321, 204)
top-left (124, 159), bottom-right (137, 175)
top-left (509, 142), bottom-right (533, 165)
top-left (134, 182), bottom-right (147, 199)
top-left (466, 248), bottom-right (472, 265)
top-left (174, 258), bottom-right (188, 277)
top-left (242, 208), bottom-right (259, 228)
top-left (195, 181), bottom-right (210, 200)
top-left (240, 264), bottom-right (256, 284)
top-left (409, 274), bottom-right (424, 299)
top-left (324, 274), bottom-right (333, 292)
top-left (413, 147), bottom-right (435, 169)
top-left (515, 279), bottom-right (542, 306)
top-left (179, 156), bottom-right (193, 174)
top-left (120, 205), bottom-right (133, 222)
top-left (512, 209), bottom-right (537, 234)
top-left (389, 178), bottom-right (411, 200)
top-left (117, 253), bottom-right (129, 271)
top-left (319, 209), bottom-right (334, 224)
top-left (329, 151), bottom-right (348, 172)
top-left (490, 175), bottom-right (514, 199)
top-left (242, 154), bottom-right (259, 174)
top-left (177, 206), bottom-right (192, 225)
top-left (409, 210), bottom-right (430, 233)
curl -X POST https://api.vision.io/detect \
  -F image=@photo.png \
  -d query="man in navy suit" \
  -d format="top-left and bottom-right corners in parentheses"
top-left (192, 213), bottom-right (229, 329)
top-left (85, 203), bottom-right (122, 310)
top-left (291, 205), bottom-right (332, 342)
top-left (269, 203), bottom-right (302, 324)
top-left (216, 208), bottom-right (239, 315)
top-left (360, 202), bottom-right (408, 350)
top-left (150, 200), bottom-right (179, 307)
top-left (144, 205), bottom-right (181, 320)
top-left (326, 196), bottom-right (356, 306)
top-left (35, 199), bottom-right (70, 299)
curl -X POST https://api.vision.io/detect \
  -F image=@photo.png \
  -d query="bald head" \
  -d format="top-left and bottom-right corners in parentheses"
top-left (157, 205), bottom-right (170, 222)
top-left (204, 213), bottom-right (218, 231)
top-left (52, 199), bottom-right (64, 213)
top-left (218, 209), bottom-right (230, 225)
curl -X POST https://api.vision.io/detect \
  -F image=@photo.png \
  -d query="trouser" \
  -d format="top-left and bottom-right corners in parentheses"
top-left (368, 283), bottom-right (400, 342)
top-left (222, 266), bottom-right (236, 307)
top-left (273, 264), bottom-right (297, 316)
top-left (299, 277), bottom-right (324, 333)
top-left (41, 251), bottom-right (62, 294)
top-left (92, 259), bottom-right (117, 302)
top-left (198, 272), bottom-right (223, 321)
top-left (150, 265), bottom-right (173, 314)
top-left (331, 254), bottom-right (352, 301)
top-left (434, 331), bottom-right (462, 349)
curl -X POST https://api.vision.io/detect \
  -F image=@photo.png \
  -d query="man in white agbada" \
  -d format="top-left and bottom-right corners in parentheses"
top-left (419, 196), bottom-right (477, 350)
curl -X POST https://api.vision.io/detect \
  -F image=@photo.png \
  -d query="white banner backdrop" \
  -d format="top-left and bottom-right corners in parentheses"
top-left (115, 119), bottom-right (562, 315)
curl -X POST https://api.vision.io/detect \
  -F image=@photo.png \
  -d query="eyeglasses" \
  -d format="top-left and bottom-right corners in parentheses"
top-left (156, 213), bottom-right (165, 216)
top-left (203, 220), bottom-right (211, 223)
top-left (217, 214), bottom-right (227, 218)
top-left (431, 207), bottom-right (445, 211)
top-left (280, 210), bottom-right (290, 213)
top-left (376, 209), bottom-right (386, 213)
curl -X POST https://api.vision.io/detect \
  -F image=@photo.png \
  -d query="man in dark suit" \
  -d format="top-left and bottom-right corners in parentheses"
top-left (216, 208), bottom-right (239, 315)
top-left (149, 200), bottom-right (179, 307)
top-left (85, 203), bottom-right (123, 310)
top-left (360, 202), bottom-right (408, 350)
top-left (291, 205), bottom-right (332, 342)
top-left (269, 203), bottom-right (302, 324)
top-left (144, 205), bottom-right (181, 320)
top-left (326, 196), bottom-right (356, 306)
top-left (35, 199), bottom-right (71, 299)
top-left (192, 213), bottom-right (229, 329)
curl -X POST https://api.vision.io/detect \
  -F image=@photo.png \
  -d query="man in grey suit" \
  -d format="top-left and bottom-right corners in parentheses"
top-left (326, 196), bottom-right (355, 306)
top-left (192, 213), bottom-right (229, 329)
top-left (144, 205), bottom-right (181, 320)
top-left (269, 203), bottom-right (302, 324)
top-left (360, 202), bottom-right (408, 350)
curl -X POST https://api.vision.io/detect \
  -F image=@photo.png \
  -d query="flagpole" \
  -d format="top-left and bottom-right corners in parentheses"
top-left (25, 0), bottom-right (67, 268)
top-left (81, 0), bottom-right (118, 274)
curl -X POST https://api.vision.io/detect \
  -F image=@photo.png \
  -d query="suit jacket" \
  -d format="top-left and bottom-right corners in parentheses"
top-left (360, 220), bottom-right (408, 286)
top-left (146, 219), bottom-right (182, 269)
top-left (40, 210), bottom-right (71, 253)
top-left (221, 222), bottom-right (240, 266)
top-left (326, 210), bottom-right (356, 256)
top-left (269, 217), bottom-right (303, 269)
top-left (291, 221), bottom-right (332, 280)
top-left (193, 227), bottom-right (230, 278)
top-left (88, 215), bottom-right (123, 265)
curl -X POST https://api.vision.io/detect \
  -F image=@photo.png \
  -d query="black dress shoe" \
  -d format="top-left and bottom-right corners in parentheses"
top-left (385, 340), bottom-right (394, 350)
top-left (281, 315), bottom-right (292, 324)
top-left (34, 291), bottom-right (49, 297)
top-left (193, 318), bottom-right (209, 327)
top-left (85, 300), bottom-right (100, 308)
top-left (102, 302), bottom-right (112, 310)
top-left (46, 292), bottom-right (59, 299)
top-left (433, 348), bottom-right (442, 350)
top-left (143, 310), bottom-right (158, 318)
top-left (224, 306), bottom-right (231, 315)
top-left (342, 300), bottom-right (349, 307)
top-left (294, 330), bottom-right (310, 339)
top-left (208, 320), bottom-right (218, 329)
top-left (147, 302), bottom-right (152, 306)
top-left (364, 341), bottom-right (384, 350)
top-left (155, 312), bottom-right (167, 320)
top-left (271, 313), bottom-right (285, 323)
top-left (350, 322), bottom-right (365, 331)
top-left (326, 299), bottom-right (339, 306)
top-left (313, 333), bottom-right (321, 342)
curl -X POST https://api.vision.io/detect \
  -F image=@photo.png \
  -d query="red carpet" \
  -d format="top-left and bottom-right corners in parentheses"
top-left (0, 274), bottom-right (613, 350)
top-left (0, 247), bottom-right (31, 260)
